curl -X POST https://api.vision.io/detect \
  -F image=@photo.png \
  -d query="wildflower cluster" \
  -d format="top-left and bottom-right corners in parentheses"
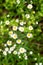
top-left (0, 0), bottom-right (43, 65)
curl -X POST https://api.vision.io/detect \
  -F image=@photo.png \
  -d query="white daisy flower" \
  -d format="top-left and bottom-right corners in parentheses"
top-left (5, 20), bottom-right (10, 25)
top-left (12, 33), bottom-right (18, 39)
top-left (9, 31), bottom-right (13, 37)
top-left (13, 44), bottom-right (16, 48)
top-left (4, 44), bottom-right (7, 47)
top-left (29, 51), bottom-right (33, 55)
top-left (0, 21), bottom-right (3, 24)
top-left (23, 22), bottom-right (26, 24)
top-left (39, 63), bottom-right (42, 65)
top-left (35, 63), bottom-right (38, 65)
top-left (27, 4), bottom-right (33, 9)
top-left (17, 52), bottom-right (20, 55)
top-left (13, 51), bottom-right (17, 55)
top-left (18, 56), bottom-right (21, 58)
top-left (7, 14), bottom-right (10, 17)
top-left (19, 47), bottom-right (26, 53)
top-left (16, 39), bottom-right (21, 44)
top-left (34, 58), bottom-right (37, 60)
top-left (25, 14), bottom-right (30, 19)
top-left (27, 33), bottom-right (33, 38)
top-left (20, 22), bottom-right (24, 26)
top-left (0, 49), bottom-right (2, 52)
top-left (24, 56), bottom-right (28, 60)
top-left (36, 21), bottom-right (38, 24)
top-left (16, 19), bottom-right (19, 23)
top-left (5, 47), bottom-right (9, 52)
top-left (28, 26), bottom-right (33, 30)
top-left (16, 0), bottom-right (20, 4)
top-left (3, 51), bottom-right (7, 56)
top-left (10, 47), bottom-right (15, 52)
top-left (7, 40), bottom-right (12, 46)
top-left (19, 26), bottom-right (24, 32)
top-left (8, 50), bottom-right (11, 54)
top-left (13, 26), bottom-right (18, 31)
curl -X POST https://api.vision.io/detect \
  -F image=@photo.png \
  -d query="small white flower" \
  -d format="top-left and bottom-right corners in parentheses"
top-left (23, 22), bottom-right (26, 24)
top-left (13, 44), bottom-right (16, 48)
top-left (0, 49), bottom-right (2, 52)
top-left (27, 33), bottom-right (33, 38)
top-left (29, 51), bottom-right (33, 55)
top-left (27, 4), bottom-right (33, 9)
top-left (20, 22), bottom-right (24, 26)
top-left (7, 40), bottom-right (12, 46)
top-left (25, 14), bottom-right (30, 19)
top-left (35, 63), bottom-right (38, 65)
top-left (8, 50), bottom-right (11, 54)
top-left (33, 11), bottom-right (35, 14)
top-left (7, 14), bottom-right (10, 17)
top-left (19, 47), bottom-right (26, 53)
top-left (9, 31), bottom-right (13, 37)
top-left (5, 47), bottom-right (9, 52)
top-left (19, 27), bottom-right (24, 32)
top-left (5, 20), bottom-right (10, 25)
top-left (13, 26), bottom-right (18, 31)
top-left (39, 63), bottom-right (42, 65)
top-left (36, 21), bottom-right (38, 24)
top-left (16, 0), bottom-right (20, 4)
top-left (3, 51), bottom-right (7, 56)
top-left (34, 58), bottom-right (37, 60)
top-left (28, 26), bottom-right (33, 30)
top-left (13, 51), bottom-right (17, 55)
top-left (24, 56), bottom-right (28, 60)
top-left (18, 56), bottom-right (21, 58)
top-left (12, 33), bottom-right (18, 39)
top-left (17, 52), bottom-right (20, 55)
top-left (24, 53), bottom-right (27, 56)
top-left (16, 39), bottom-right (21, 44)
top-left (10, 47), bottom-right (14, 52)
top-left (4, 44), bottom-right (7, 47)
top-left (0, 21), bottom-right (3, 24)
top-left (16, 19), bottom-right (19, 23)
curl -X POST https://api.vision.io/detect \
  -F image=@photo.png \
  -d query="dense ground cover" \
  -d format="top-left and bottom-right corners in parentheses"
top-left (0, 0), bottom-right (43, 65)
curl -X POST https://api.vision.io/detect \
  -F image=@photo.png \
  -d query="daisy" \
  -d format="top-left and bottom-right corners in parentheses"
top-left (24, 56), bottom-right (28, 60)
top-left (16, 19), bottom-right (19, 23)
top-left (16, 0), bottom-right (20, 4)
top-left (29, 51), bottom-right (33, 55)
top-left (7, 40), bottom-right (12, 46)
top-left (9, 31), bottom-right (13, 37)
top-left (39, 63), bottom-right (42, 65)
top-left (10, 47), bottom-right (14, 52)
top-left (20, 22), bottom-right (24, 26)
top-left (0, 49), bottom-right (2, 52)
top-left (12, 33), bottom-right (18, 39)
top-left (16, 39), bottom-right (21, 44)
top-left (3, 51), bottom-right (7, 56)
top-left (27, 33), bottom-right (33, 38)
top-left (12, 26), bottom-right (18, 31)
top-left (27, 4), bottom-right (33, 9)
top-left (19, 26), bottom-right (24, 32)
top-left (13, 51), bottom-right (17, 55)
top-left (35, 63), bottom-right (38, 65)
top-left (8, 50), bottom-right (11, 54)
top-left (5, 20), bottom-right (10, 25)
top-left (19, 47), bottom-right (26, 53)
top-left (5, 47), bottom-right (9, 52)
top-left (25, 14), bottom-right (30, 19)
top-left (28, 26), bottom-right (33, 30)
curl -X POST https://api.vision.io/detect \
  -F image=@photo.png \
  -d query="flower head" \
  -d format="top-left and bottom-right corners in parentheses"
top-left (27, 4), bottom-right (33, 9)
top-left (27, 33), bottom-right (33, 38)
